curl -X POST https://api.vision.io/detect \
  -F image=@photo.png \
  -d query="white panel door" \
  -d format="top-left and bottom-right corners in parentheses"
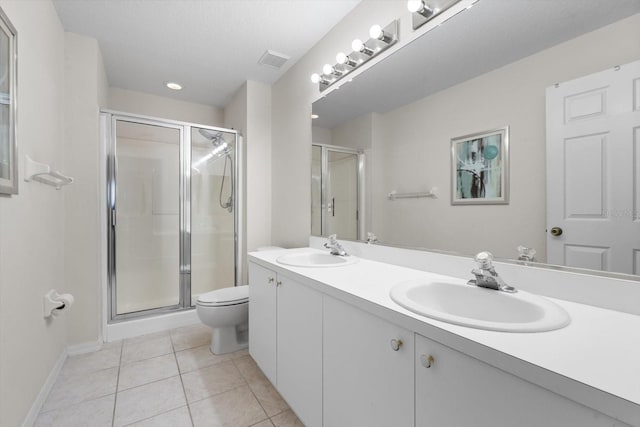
top-left (248, 262), bottom-right (277, 384)
top-left (546, 60), bottom-right (640, 273)
top-left (277, 276), bottom-right (323, 427)
top-left (323, 296), bottom-right (414, 427)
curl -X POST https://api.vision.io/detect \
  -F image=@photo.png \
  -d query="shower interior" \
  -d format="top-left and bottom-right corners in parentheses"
top-left (104, 112), bottom-right (243, 322)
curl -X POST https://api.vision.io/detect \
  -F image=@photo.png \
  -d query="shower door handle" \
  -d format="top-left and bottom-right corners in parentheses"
top-left (332, 197), bottom-right (335, 217)
top-left (111, 208), bottom-right (117, 227)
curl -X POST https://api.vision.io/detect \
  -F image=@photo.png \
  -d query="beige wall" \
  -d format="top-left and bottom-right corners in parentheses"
top-left (224, 81), bottom-right (272, 279)
top-left (109, 87), bottom-right (224, 126)
top-left (332, 113), bottom-right (373, 151)
top-left (311, 126), bottom-right (332, 145)
top-left (245, 81), bottom-right (272, 253)
top-left (0, 1), bottom-right (67, 425)
top-left (63, 32), bottom-right (109, 346)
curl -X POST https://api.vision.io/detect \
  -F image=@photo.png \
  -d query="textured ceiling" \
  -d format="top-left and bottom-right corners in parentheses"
top-left (313, 0), bottom-right (640, 129)
top-left (53, 0), bottom-right (361, 108)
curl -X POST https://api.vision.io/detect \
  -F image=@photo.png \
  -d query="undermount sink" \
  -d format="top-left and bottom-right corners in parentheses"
top-left (390, 279), bottom-right (570, 332)
top-left (276, 252), bottom-right (358, 268)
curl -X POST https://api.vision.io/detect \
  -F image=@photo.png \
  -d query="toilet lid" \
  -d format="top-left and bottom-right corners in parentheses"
top-left (197, 285), bottom-right (249, 306)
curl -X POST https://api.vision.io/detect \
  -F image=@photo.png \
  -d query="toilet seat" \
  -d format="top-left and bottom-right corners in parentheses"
top-left (197, 285), bottom-right (249, 307)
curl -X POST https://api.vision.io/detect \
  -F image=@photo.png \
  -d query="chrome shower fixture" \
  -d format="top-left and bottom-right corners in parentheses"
top-left (310, 20), bottom-right (399, 93)
top-left (198, 128), bottom-right (224, 145)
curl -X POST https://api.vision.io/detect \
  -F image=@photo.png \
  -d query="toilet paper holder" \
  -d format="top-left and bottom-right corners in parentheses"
top-left (43, 290), bottom-right (74, 318)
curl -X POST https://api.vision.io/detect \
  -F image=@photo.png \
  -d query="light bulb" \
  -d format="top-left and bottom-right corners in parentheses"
top-left (369, 24), bottom-right (383, 39)
top-left (323, 64), bottom-right (334, 75)
top-left (310, 73), bottom-right (321, 84)
top-left (407, 0), bottom-right (424, 13)
top-left (351, 39), bottom-right (364, 52)
top-left (165, 82), bottom-right (183, 91)
top-left (369, 24), bottom-right (391, 43)
top-left (336, 52), bottom-right (347, 64)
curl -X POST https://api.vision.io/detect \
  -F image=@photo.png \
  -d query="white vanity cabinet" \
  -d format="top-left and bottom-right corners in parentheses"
top-left (248, 262), bottom-right (323, 427)
top-left (248, 262), bottom-right (277, 383)
top-left (323, 296), bottom-right (414, 427)
top-left (414, 334), bottom-right (629, 427)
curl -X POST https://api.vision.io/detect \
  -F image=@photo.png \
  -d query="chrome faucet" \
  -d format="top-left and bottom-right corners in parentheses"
top-left (468, 252), bottom-right (516, 293)
top-left (366, 232), bottom-right (378, 245)
top-left (324, 234), bottom-right (348, 256)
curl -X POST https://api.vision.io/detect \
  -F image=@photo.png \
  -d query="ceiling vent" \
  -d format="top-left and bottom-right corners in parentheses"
top-left (258, 50), bottom-right (290, 69)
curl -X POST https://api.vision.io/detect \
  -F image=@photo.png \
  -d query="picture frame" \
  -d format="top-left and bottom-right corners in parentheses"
top-left (451, 126), bottom-right (509, 205)
top-left (0, 6), bottom-right (17, 195)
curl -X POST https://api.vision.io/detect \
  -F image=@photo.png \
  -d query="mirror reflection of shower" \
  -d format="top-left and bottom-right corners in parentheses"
top-left (194, 128), bottom-right (234, 212)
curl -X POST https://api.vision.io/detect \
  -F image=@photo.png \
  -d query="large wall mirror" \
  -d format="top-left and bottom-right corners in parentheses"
top-left (311, 0), bottom-right (640, 277)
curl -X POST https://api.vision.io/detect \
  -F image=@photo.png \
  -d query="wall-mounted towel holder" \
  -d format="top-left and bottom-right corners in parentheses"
top-left (388, 187), bottom-right (438, 201)
top-left (24, 155), bottom-right (74, 190)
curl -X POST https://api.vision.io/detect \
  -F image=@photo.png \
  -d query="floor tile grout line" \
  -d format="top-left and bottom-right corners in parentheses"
top-left (112, 340), bottom-right (124, 427)
top-left (119, 404), bottom-right (191, 427)
top-left (232, 357), bottom-right (274, 421)
top-left (185, 382), bottom-right (248, 407)
top-left (172, 328), bottom-right (196, 427)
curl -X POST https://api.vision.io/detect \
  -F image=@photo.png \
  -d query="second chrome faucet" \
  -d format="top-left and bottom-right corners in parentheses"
top-left (468, 252), bottom-right (517, 293)
top-left (324, 234), bottom-right (348, 256)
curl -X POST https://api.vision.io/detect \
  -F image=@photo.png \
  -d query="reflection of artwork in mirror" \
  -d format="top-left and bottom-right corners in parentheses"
top-left (0, 6), bottom-right (16, 195)
top-left (451, 127), bottom-right (508, 205)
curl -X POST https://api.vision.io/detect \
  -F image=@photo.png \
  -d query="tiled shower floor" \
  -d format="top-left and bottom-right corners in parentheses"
top-left (35, 324), bottom-right (303, 427)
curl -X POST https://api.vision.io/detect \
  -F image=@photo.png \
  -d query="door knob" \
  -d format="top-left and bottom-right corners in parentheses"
top-left (550, 227), bottom-right (563, 237)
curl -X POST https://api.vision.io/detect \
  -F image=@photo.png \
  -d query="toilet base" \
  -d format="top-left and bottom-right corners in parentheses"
top-left (210, 323), bottom-right (248, 355)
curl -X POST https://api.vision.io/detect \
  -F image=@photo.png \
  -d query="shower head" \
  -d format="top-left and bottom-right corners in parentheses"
top-left (198, 128), bottom-right (224, 146)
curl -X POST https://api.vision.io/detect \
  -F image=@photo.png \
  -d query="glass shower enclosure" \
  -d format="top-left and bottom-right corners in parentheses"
top-left (103, 111), bottom-right (243, 321)
top-left (311, 144), bottom-right (364, 241)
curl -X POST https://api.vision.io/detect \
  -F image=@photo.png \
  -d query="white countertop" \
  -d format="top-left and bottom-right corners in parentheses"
top-left (249, 248), bottom-right (640, 426)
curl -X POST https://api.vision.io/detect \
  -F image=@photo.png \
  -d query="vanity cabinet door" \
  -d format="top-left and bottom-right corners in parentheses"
top-left (415, 334), bottom-right (628, 427)
top-left (248, 262), bottom-right (277, 384)
top-left (277, 275), bottom-right (323, 427)
top-left (323, 296), bottom-right (414, 427)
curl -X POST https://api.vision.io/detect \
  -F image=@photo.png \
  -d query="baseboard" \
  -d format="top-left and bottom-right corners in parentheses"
top-left (67, 338), bottom-right (103, 356)
top-left (21, 348), bottom-right (68, 427)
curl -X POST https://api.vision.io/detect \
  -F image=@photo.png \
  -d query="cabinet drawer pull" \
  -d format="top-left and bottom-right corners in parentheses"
top-left (268, 277), bottom-right (275, 284)
top-left (420, 354), bottom-right (435, 368)
top-left (390, 339), bottom-right (403, 351)
top-left (277, 280), bottom-right (282, 287)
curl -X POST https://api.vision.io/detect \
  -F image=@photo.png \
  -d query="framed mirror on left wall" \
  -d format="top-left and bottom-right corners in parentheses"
top-left (0, 6), bottom-right (17, 196)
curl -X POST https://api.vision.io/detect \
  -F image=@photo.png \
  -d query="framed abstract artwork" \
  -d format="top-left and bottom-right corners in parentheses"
top-left (451, 127), bottom-right (509, 205)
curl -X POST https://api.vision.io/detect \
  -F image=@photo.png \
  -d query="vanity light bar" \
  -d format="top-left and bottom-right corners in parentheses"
top-left (408, 0), bottom-right (478, 30)
top-left (310, 20), bottom-right (399, 93)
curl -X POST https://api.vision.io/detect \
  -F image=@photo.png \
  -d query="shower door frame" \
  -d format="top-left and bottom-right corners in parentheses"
top-left (103, 110), bottom-right (244, 323)
top-left (313, 143), bottom-right (365, 240)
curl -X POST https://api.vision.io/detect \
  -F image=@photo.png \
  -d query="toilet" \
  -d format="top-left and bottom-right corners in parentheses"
top-left (196, 246), bottom-right (284, 354)
top-left (196, 285), bottom-right (249, 354)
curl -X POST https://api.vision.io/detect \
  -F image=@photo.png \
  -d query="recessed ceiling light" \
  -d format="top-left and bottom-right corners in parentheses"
top-left (311, 114), bottom-right (319, 119)
top-left (165, 82), bottom-right (183, 90)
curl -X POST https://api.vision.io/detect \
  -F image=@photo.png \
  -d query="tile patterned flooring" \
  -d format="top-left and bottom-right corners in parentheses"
top-left (35, 324), bottom-right (304, 427)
